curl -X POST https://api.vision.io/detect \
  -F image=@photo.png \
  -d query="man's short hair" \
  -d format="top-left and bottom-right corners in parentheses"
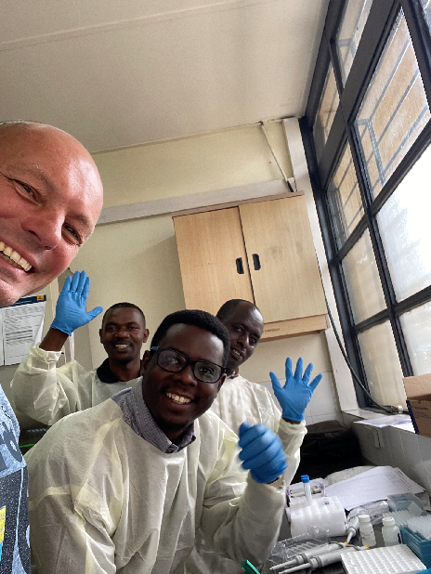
top-left (151, 310), bottom-right (230, 367)
top-left (102, 303), bottom-right (146, 326)
top-left (216, 299), bottom-right (261, 322)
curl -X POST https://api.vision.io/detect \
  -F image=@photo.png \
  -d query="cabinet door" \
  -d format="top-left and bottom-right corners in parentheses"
top-left (173, 208), bottom-right (254, 314)
top-left (239, 197), bottom-right (327, 323)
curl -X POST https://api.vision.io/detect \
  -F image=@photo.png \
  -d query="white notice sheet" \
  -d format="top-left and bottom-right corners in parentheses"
top-left (324, 466), bottom-right (424, 510)
top-left (2, 300), bottom-right (46, 365)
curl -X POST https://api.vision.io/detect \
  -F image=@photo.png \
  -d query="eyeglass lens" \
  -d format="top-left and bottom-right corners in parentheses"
top-left (157, 349), bottom-right (222, 383)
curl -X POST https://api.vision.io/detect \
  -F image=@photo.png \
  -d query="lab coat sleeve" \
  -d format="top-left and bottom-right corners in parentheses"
top-left (278, 419), bottom-right (307, 486)
top-left (199, 424), bottom-right (286, 569)
top-left (26, 415), bottom-right (122, 574)
top-left (11, 343), bottom-right (92, 425)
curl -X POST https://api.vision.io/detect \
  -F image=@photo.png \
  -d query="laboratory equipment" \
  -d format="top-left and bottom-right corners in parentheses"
top-left (358, 514), bottom-right (376, 547)
top-left (382, 516), bottom-right (401, 546)
top-left (346, 515), bottom-right (360, 544)
top-left (242, 559), bottom-right (260, 573)
top-left (277, 546), bottom-right (357, 573)
top-left (269, 542), bottom-right (345, 571)
top-left (290, 495), bottom-right (346, 538)
top-left (301, 475), bottom-right (313, 505)
top-left (341, 544), bottom-right (425, 574)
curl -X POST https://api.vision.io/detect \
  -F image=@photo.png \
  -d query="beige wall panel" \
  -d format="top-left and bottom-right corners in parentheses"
top-left (239, 197), bottom-right (327, 323)
top-left (240, 332), bottom-right (332, 384)
top-left (174, 209), bottom-right (254, 315)
top-left (93, 122), bottom-right (293, 208)
top-left (72, 214), bottom-right (185, 368)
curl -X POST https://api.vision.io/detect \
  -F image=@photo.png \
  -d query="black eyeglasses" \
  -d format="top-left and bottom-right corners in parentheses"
top-left (150, 346), bottom-right (225, 384)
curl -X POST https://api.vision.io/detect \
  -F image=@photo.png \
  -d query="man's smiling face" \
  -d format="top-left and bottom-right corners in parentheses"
top-left (141, 323), bottom-right (226, 442)
top-left (0, 123), bottom-right (103, 306)
top-left (221, 302), bottom-right (264, 374)
top-left (99, 307), bottom-right (149, 365)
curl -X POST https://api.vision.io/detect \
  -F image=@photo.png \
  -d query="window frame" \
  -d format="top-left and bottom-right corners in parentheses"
top-left (301, 0), bottom-right (431, 408)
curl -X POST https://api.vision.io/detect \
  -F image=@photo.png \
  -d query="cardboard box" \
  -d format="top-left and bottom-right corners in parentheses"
top-left (404, 374), bottom-right (431, 438)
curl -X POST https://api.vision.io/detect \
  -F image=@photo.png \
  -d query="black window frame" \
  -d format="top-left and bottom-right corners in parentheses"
top-left (301, 0), bottom-right (431, 409)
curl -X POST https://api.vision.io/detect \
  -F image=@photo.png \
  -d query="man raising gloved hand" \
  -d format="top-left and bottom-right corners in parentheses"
top-left (51, 270), bottom-right (103, 337)
top-left (12, 270), bottom-right (149, 426)
top-left (270, 357), bottom-right (322, 423)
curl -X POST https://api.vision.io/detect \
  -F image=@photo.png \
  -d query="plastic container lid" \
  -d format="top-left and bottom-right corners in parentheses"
top-left (301, 475), bottom-right (310, 483)
top-left (358, 514), bottom-right (371, 523)
top-left (382, 517), bottom-right (396, 527)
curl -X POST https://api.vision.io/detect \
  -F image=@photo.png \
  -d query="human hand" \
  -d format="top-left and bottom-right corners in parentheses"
top-left (238, 422), bottom-right (287, 484)
top-left (51, 271), bottom-right (103, 336)
top-left (270, 357), bottom-right (322, 422)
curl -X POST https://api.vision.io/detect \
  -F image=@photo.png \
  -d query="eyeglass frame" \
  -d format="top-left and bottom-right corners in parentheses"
top-left (150, 346), bottom-right (225, 384)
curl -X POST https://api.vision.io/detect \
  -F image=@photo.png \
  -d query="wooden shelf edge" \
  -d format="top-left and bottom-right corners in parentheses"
top-left (260, 315), bottom-right (328, 342)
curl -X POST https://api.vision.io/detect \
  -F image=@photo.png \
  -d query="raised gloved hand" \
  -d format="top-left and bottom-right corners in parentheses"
top-left (51, 271), bottom-right (103, 336)
top-left (238, 422), bottom-right (287, 484)
top-left (270, 357), bottom-right (322, 422)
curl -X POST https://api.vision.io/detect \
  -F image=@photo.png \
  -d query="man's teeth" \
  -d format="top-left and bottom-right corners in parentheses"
top-left (232, 349), bottom-right (242, 357)
top-left (115, 344), bottom-right (129, 349)
top-left (166, 392), bottom-right (191, 405)
top-left (0, 242), bottom-right (32, 272)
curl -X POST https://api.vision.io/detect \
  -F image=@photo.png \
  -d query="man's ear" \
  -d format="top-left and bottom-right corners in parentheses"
top-left (140, 350), bottom-right (152, 376)
top-left (143, 329), bottom-right (150, 343)
top-left (99, 329), bottom-right (102, 343)
top-left (216, 373), bottom-right (227, 393)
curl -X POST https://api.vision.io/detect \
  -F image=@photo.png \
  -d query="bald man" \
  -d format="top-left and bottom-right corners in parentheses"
top-left (0, 120), bottom-right (103, 573)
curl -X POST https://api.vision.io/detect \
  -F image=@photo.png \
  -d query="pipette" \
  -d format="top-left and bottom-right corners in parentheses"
top-left (277, 546), bottom-right (358, 574)
top-left (270, 542), bottom-right (345, 571)
top-left (346, 516), bottom-right (360, 544)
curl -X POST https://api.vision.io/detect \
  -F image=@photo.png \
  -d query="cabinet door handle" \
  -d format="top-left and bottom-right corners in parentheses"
top-left (252, 253), bottom-right (261, 270)
top-left (236, 257), bottom-right (244, 274)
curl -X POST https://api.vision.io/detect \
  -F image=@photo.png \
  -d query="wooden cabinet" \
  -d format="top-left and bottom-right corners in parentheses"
top-left (173, 196), bottom-right (327, 341)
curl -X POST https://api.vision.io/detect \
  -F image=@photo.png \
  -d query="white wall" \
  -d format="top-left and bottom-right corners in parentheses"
top-left (72, 120), bottom-right (341, 422)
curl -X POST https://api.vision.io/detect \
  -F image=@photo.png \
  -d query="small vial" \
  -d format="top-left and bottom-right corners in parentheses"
top-left (358, 514), bottom-right (376, 547)
top-left (382, 516), bottom-right (401, 546)
top-left (301, 474), bottom-right (313, 505)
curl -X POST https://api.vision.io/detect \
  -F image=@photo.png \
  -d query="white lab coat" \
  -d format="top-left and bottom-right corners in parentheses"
top-left (11, 344), bottom-right (140, 426)
top-left (26, 399), bottom-right (286, 574)
top-left (210, 374), bottom-right (307, 485)
top-left (186, 374), bottom-right (306, 574)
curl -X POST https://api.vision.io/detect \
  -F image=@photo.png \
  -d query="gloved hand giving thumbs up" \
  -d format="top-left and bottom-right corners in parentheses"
top-left (238, 422), bottom-right (287, 484)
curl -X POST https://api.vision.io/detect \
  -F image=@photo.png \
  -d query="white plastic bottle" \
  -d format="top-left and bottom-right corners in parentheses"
top-left (382, 516), bottom-right (401, 546)
top-left (358, 514), bottom-right (376, 547)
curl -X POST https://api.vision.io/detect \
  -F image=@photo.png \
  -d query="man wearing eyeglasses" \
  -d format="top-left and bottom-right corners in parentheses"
top-left (26, 309), bottom-right (287, 574)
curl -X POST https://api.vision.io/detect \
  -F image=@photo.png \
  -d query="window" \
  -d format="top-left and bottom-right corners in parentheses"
top-left (302, 0), bottom-right (431, 410)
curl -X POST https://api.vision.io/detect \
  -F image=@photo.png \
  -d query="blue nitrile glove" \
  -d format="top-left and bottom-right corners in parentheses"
top-left (51, 271), bottom-right (103, 336)
top-left (270, 357), bottom-right (322, 422)
top-left (238, 422), bottom-right (287, 484)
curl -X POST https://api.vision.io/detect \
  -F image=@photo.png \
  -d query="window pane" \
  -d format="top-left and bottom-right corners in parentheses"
top-left (342, 230), bottom-right (386, 324)
top-left (336, 0), bottom-right (373, 85)
top-left (328, 144), bottom-right (365, 248)
top-left (313, 64), bottom-right (340, 161)
top-left (377, 144), bottom-right (431, 301)
top-left (355, 10), bottom-right (430, 198)
top-left (420, 0), bottom-right (431, 32)
top-left (401, 302), bottom-right (431, 375)
top-left (358, 321), bottom-right (406, 407)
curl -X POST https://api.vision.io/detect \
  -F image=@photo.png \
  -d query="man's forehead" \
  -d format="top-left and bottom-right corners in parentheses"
top-left (226, 303), bottom-right (263, 326)
top-left (103, 307), bottom-right (144, 326)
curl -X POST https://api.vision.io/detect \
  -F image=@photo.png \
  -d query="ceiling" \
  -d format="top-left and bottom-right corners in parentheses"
top-left (0, 0), bottom-right (329, 153)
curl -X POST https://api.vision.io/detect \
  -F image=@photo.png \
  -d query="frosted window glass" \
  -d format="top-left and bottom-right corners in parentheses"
top-left (420, 0), bottom-right (431, 32)
top-left (400, 302), bottom-right (431, 375)
top-left (328, 144), bottom-right (364, 248)
top-left (336, 0), bottom-right (373, 85)
top-left (377, 144), bottom-right (431, 301)
top-left (313, 64), bottom-right (340, 161)
top-left (355, 11), bottom-right (430, 198)
top-left (358, 322), bottom-right (406, 407)
top-left (342, 230), bottom-right (386, 324)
